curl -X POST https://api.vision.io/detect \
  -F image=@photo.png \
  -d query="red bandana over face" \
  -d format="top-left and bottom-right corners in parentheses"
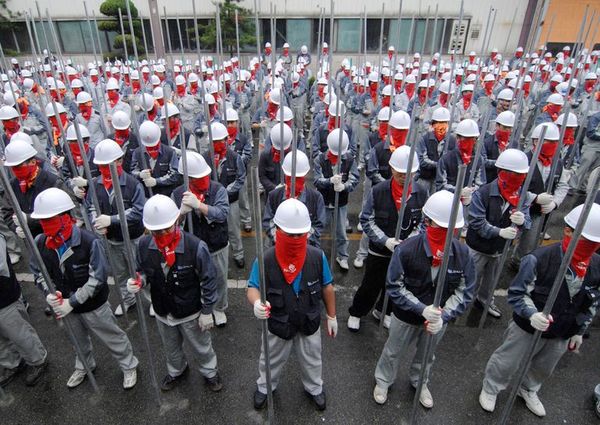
top-left (12, 163), bottom-right (39, 193)
top-left (275, 228), bottom-right (308, 284)
top-left (497, 170), bottom-right (526, 207)
top-left (426, 225), bottom-right (447, 267)
top-left (153, 226), bottom-right (181, 267)
top-left (496, 129), bottom-right (511, 151)
top-left (390, 128), bottom-right (408, 150)
top-left (390, 178), bottom-right (411, 210)
top-left (284, 175), bottom-right (305, 198)
top-left (97, 164), bottom-right (123, 190)
top-left (457, 137), bottom-right (476, 164)
top-left (41, 214), bottom-right (75, 250)
top-left (562, 235), bottom-right (600, 278)
top-left (538, 142), bottom-right (558, 167)
top-left (146, 143), bottom-right (161, 159)
top-left (327, 150), bottom-right (338, 165)
top-left (563, 127), bottom-right (575, 146)
top-left (190, 175), bottom-right (210, 201)
top-left (69, 141), bottom-right (89, 166)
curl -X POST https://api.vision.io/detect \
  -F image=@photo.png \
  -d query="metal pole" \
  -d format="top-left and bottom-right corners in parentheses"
top-left (34, 2), bottom-right (50, 59)
top-left (125, 0), bottom-right (139, 64)
top-left (438, 17), bottom-right (447, 54)
top-left (481, 6), bottom-right (494, 55)
top-left (216, 3), bottom-right (228, 124)
top-left (483, 9), bottom-right (497, 55)
top-left (431, 4), bottom-right (439, 55)
top-left (140, 11), bottom-right (149, 57)
top-left (118, 8), bottom-right (130, 62)
top-left (503, 8), bottom-right (519, 54)
top-left (330, 76), bottom-right (344, 269)
top-left (377, 4), bottom-right (385, 75)
top-left (235, 9), bottom-right (241, 62)
top-left (163, 6), bottom-right (173, 69)
top-left (422, 6), bottom-right (431, 54)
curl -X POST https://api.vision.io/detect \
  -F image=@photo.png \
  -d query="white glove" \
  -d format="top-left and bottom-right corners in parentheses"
top-left (499, 227), bottom-right (518, 240)
top-left (509, 211), bottom-right (525, 226)
top-left (182, 191), bottom-right (201, 209)
top-left (72, 176), bottom-right (88, 188)
top-left (385, 238), bottom-right (400, 252)
top-left (568, 335), bottom-right (583, 352)
top-left (199, 313), bottom-right (214, 332)
top-left (275, 183), bottom-right (285, 190)
top-left (15, 226), bottom-right (25, 239)
top-left (139, 169), bottom-right (152, 180)
top-left (260, 120), bottom-right (267, 128)
top-left (330, 174), bottom-right (342, 185)
top-left (201, 124), bottom-right (208, 133)
top-left (12, 211), bottom-right (26, 227)
top-left (334, 182), bottom-right (345, 192)
top-left (126, 274), bottom-right (142, 294)
top-left (460, 186), bottom-right (473, 197)
top-left (422, 305), bottom-right (442, 322)
top-left (425, 318), bottom-right (443, 335)
top-left (541, 201), bottom-right (556, 214)
top-left (73, 186), bottom-right (86, 199)
top-left (536, 192), bottom-right (553, 205)
top-left (46, 292), bottom-right (73, 318)
top-left (143, 177), bottom-right (157, 188)
top-left (51, 155), bottom-right (65, 168)
top-left (461, 194), bottom-right (472, 206)
top-left (94, 214), bottom-right (111, 230)
top-left (253, 299), bottom-right (271, 319)
top-left (530, 312), bottom-right (552, 332)
top-left (172, 147), bottom-right (181, 156)
top-left (326, 315), bottom-right (338, 338)
top-left (180, 204), bottom-right (192, 215)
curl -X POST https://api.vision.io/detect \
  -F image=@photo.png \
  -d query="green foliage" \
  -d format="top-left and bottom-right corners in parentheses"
top-left (0, 0), bottom-right (21, 30)
top-left (99, 0), bottom-right (138, 18)
top-left (114, 34), bottom-right (144, 54)
top-left (98, 0), bottom-right (144, 58)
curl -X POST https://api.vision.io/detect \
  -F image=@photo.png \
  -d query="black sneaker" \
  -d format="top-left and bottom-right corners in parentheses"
top-left (254, 389), bottom-right (267, 410)
top-left (25, 360), bottom-right (48, 386)
top-left (160, 365), bottom-right (189, 391)
top-left (234, 258), bottom-right (245, 269)
top-left (243, 224), bottom-right (252, 233)
top-left (0, 359), bottom-right (26, 387)
top-left (205, 373), bottom-right (223, 392)
top-left (306, 390), bottom-right (326, 411)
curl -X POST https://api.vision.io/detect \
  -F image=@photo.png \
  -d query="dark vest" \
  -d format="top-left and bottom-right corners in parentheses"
top-left (138, 232), bottom-right (208, 318)
top-left (172, 182), bottom-right (229, 253)
top-left (315, 152), bottom-right (353, 206)
top-left (0, 246), bottom-right (20, 309)
top-left (527, 152), bottom-right (562, 216)
top-left (203, 149), bottom-right (241, 203)
top-left (439, 149), bottom-right (479, 189)
top-left (37, 230), bottom-right (109, 313)
top-left (134, 145), bottom-right (179, 197)
top-left (264, 245), bottom-right (324, 340)
top-left (513, 244), bottom-right (600, 339)
top-left (484, 134), bottom-right (500, 182)
top-left (259, 149), bottom-right (282, 197)
top-left (418, 132), bottom-right (456, 181)
top-left (120, 133), bottom-right (139, 173)
top-left (372, 141), bottom-right (392, 180)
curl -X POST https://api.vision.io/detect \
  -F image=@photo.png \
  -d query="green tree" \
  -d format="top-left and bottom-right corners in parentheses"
top-left (195, 0), bottom-right (256, 55)
top-left (98, 0), bottom-right (144, 59)
top-left (0, 0), bottom-right (22, 55)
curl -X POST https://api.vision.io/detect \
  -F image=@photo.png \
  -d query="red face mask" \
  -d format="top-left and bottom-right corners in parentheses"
top-left (394, 81), bottom-right (402, 92)
top-left (522, 82), bottom-right (531, 96)
top-left (382, 96), bottom-right (390, 107)
top-left (378, 121), bottom-right (389, 141)
top-left (462, 92), bottom-right (473, 109)
top-left (124, 74), bottom-right (131, 85)
top-left (148, 107), bottom-right (157, 122)
top-left (457, 137), bottom-right (476, 164)
top-left (563, 127), bottom-right (575, 146)
top-left (515, 51), bottom-right (523, 58)
top-left (69, 141), bottom-right (89, 166)
top-left (226, 125), bottom-right (237, 144)
top-left (496, 128), bottom-right (512, 150)
top-left (327, 150), bottom-right (338, 165)
top-left (11, 162), bottom-right (38, 192)
top-left (369, 81), bottom-right (378, 94)
top-left (390, 128), bottom-right (408, 149)
top-left (50, 90), bottom-right (60, 102)
top-left (562, 235), bottom-right (600, 277)
top-left (40, 214), bottom-right (75, 250)
top-left (3, 118), bottom-right (20, 136)
top-left (497, 169), bottom-right (526, 206)
top-left (190, 175), bottom-right (210, 198)
top-left (190, 81), bottom-right (199, 94)
top-left (439, 92), bottom-right (448, 107)
top-left (284, 175), bottom-right (305, 198)
top-left (418, 88), bottom-right (427, 104)
top-left (555, 64), bottom-right (563, 73)
top-left (469, 55), bottom-right (475, 64)
top-left (168, 118), bottom-right (180, 140)
top-left (213, 140), bottom-right (227, 164)
top-left (484, 81), bottom-right (495, 95)
top-left (267, 102), bottom-right (278, 120)
top-left (265, 47), bottom-right (272, 55)
top-left (176, 85), bottom-right (186, 97)
top-left (107, 90), bottom-right (120, 105)
top-left (317, 85), bottom-right (325, 98)
top-left (584, 80), bottom-right (596, 93)
top-left (146, 142), bottom-right (161, 159)
top-left (323, 47), bottom-right (329, 55)
top-left (91, 75), bottom-right (99, 84)
top-left (327, 116), bottom-right (338, 132)
top-left (153, 226), bottom-right (181, 267)
top-left (97, 164), bottom-right (123, 190)
top-left (114, 129), bottom-right (130, 146)
top-left (545, 103), bottom-right (561, 119)
top-left (79, 103), bottom-right (93, 120)
top-left (271, 147), bottom-right (289, 163)
top-left (455, 75), bottom-right (463, 85)
top-left (538, 141), bottom-right (558, 166)
top-left (390, 177), bottom-right (411, 210)
top-left (275, 228), bottom-right (308, 284)
top-left (426, 224), bottom-right (447, 267)
top-left (432, 122), bottom-right (449, 142)
top-left (549, 81), bottom-right (559, 92)
top-left (383, 76), bottom-right (391, 86)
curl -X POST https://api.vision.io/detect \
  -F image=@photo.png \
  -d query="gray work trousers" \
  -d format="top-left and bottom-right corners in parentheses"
top-left (571, 145), bottom-right (600, 191)
top-left (211, 244), bottom-right (229, 312)
top-left (0, 299), bottom-right (47, 369)
top-left (155, 317), bottom-right (218, 378)
top-left (106, 239), bottom-right (137, 308)
top-left (0, 221), bottom-right (21, 257)
top-left (69, 302), bottom-right (138, 372)
top-left (257, 328), bottom-right (323, 396)
top-left (482, 320), bottom-right (568, 395)
top-left (227, 200), bottom-right (244, 260)
top-left (238, 179), bottom-right (252, 225)
top-left (375, 315), bottom-right (447, 390)
top-left (469, 248), bottom-right (501, 305)
top-left (513, 214), bottom-right (543, 264)
top-left (355, 179), bottom-right (372, 261)
top-left (325, 205), bottom-right (349, 260)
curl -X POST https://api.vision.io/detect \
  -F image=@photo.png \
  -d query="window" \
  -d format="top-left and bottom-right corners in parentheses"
top-left (286, 19), bottom-right (311, 52)
top-left (57, 21), bottom-right (87, 54)
top-left (336, 19), bottom-right (361, 53)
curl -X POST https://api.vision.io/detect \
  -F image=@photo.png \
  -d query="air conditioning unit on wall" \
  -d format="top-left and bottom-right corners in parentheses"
top-left (448, 19), bottom-right (469, 54)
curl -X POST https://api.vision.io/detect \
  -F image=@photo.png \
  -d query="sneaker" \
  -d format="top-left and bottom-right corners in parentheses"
top-left (25, 360), bottom-right (48, 386)
top-left (460, 227), bottom-right (468, 238)
top-left (234, 258), bottom-right (245, 269)
top-left (67, 369), bottom-right (88, 388)
top-left (418, 385), bottom-right (434, 409)
top-left (213, 310), bottom-right (227, 327)
top-left (357, 222), bottom-right (363, 232)
top-left (8, 253), bottom-right (20, 264)
top-left (305, 390), bottom-right (326, 411)
top-left (479, 388), bottom-right (497, 412)
top-left (123, 368), bottom-right (137, 389)
top-left (149, 305), bottom-right (155, 317)
top-left (205, 373), bottom-right (223, 392)
top-left (0, 359), bottom-right (26, 387)
top-left (161, 365), bottom-right (188, 391)
top-left (254, 389), bottom-right (268, 410)
top-left (544, 232), bottom-right (551, 240)
top-left (243, 224), bottom-right (252, 233)
top-left (518, 388), bottom-right (546, 417)
top-left (487, 302), bottom-right (502, 318)
top-left (373, 384), bottom-right (388, 404)
top-left (353, 257), bottom-right (364, 268)
top-left (336, 257), bottom-right (349, 270)
top-left (115, 302), bottom-right (135, 317)
top-left (347, 315), bottom-right (360, 332)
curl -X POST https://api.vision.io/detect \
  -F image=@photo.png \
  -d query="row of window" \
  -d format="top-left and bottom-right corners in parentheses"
top-left (2, 17), bottom-right (464, 57)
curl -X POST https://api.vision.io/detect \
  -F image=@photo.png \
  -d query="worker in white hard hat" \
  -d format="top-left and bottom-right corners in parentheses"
top-left (261, 41), bottom-right (273, 67)
top-left (104, 77), bottom-right (131, 122)
top-left (349, 146), bottom-right (428, 330)
top-left (349, 76), bottom-right (374, 170)
top-left (479, 203), bottom-right (600, 418)
top-left (313, 129), bottom-right (360, 270)
top-left (75, 91), bottom-right (107, 148)
top-left (32, 187), bottom-right (139, 390)
top-left (232, 71), bottom-right (253, 141)
top-left (62, 124), bottom-right (99, 201)
top-left (372, 190), bottom-right (475, 408)
top-left (312, 99), bottom-right (355, 159)
top-left (88, 139), bottom-right (146, 316)
top-left (251, 87), bottom-right (288, 142)
top-left (128, 194), bottom-right (223, 393)
top-left (534, 92), bottom-right (564, 129)
top-left (287, 71), bottom-right (309, 137)
top-left (173, 74), bottom-right (201, 135)
top-left (511, 123), bottom-right (569, 268)
top-left (258, 123), bottom-right (292, 199)
top-left (45, 101), bottom-right (70, 171)
top-left (248, 198), bottom-right (337, 412)
top-left (297, 44), bottom-right (312, 66)
top-left (423, 80), bottom-right (455, 134)
top-left (466, 149), bottom-right (533, 319)
top-left (452, 84), bottom-right (480, 130)
top-left (509, 46), bottom-right (525, 69)
top-left (483, 110), bottom-right (517, 182)
top-left (572, 109), bottom-right (600, 193)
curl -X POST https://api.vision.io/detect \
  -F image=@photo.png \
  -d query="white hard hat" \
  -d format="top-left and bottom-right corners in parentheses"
top-left (45, 102), bottom-right (66, 117)
top-left (273, 198), bottom-right (311, 234)
top-left (461, 84), bottom-right (474, 92)
top-left (282, 42), bottom-right (290, 48)
top-left (439, 81), bottom-right (455, 94)
top-left (4, 139), bottom-right (37, 166)
top-left (326, 129), bottom-right (350, 155)
top-left (389, 145), bottom-right (418, 173)
top-left (71, 78), bottom-right (83, 89)
top-left (274, 106), bottom-right (293, 122)
top-left (455, 119), bottom-right (480, 137)
top-left (328, 101), bottom-right (346, 117)
top-left (368, 71), bottom-right (379, 82)
top-left (210, 122), bottom-right (228, 140)
top-left (550, 73), bottom-right (564, 83)
top-left (564, 203), bottom-right (600, 242)
top-left (178, 151), bottom-right (211, 178)
top-left (138, 93), bottom-right (155, 111)
top-left (495, 148), bottom-right (529, 173)
top-left (226, 108), bottom-right (239, 121)
top-left (0, 105), bottom-right (18, 120)
top-left (162, 103), bottom-right (180, 118)
top-left (143, 194), bottom-right (180, 231)
top-left (390, 110), bottom-right (411, 129)
top-left (66, 124), bottom-right (90, 141)
top-left (111, 110), bottom-right (131, 130)
top-left (497, 88), bottom-right (514, 101)
top-left (381, 85), bottom-right (393, 96)
top-left (270, 123), bottom-right (293, 150)
top-left (269, 88), bottom-right (282, 105)
top-left (555, 112), bottom-right (578, 127)
top-left (175, 75), bottom-right (186, 86)
top-left (282, 150), bottom-right (310, 177)
top-left (547, 93), bottom-right (564, 106)
top-left (378, 107), bottom-right (391, 122)
top-left (150, 75), bottom-right (161, 86)
top-left (153, 86), bottom-right (164, 99)
top-left (431, 107), bottom-right (450, 122)
top-left (496, 110), bottom-right (516, 127)
top-left (423, 190), bottom-right (464, 228)
top-left (189, 72), bottom-right (199, 82)
top-left (31, 188), bottom-right (75, 219)
top-left (139, 121), bottom-right (161, 147)
top-left (204, 93), bottom-right (216, 105)
top-left (10, 132), bottom-right (33, 145)
top-left (301, 45), bottom-right (308, 54)
top-left (93, 139), bottom-right (125, 164)
top-left (76, 91), bottom-right (93, 104)
top-left (3, 91), bottom-right (17, 107)
top-left (106, 77), bottom-right (119, 91)
top-left (532, 122), bottom-right (560, 141)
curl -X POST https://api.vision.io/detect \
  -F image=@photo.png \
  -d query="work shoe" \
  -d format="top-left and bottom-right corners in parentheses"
top-left (479, 388), bottom-right (497, 412)
top-left (25, 360), bottom-right (48, 386)
top-left (418, 385), bottom-right (434, 409)
top-left (205, 373), bottom-right (223, 392)
top-left (306, 390), bottom-right (326, 411)
top-left (336, 257), bottom-right (349, 270)
top-left (371, 310), bottom-right (391, 329)
top-left (160, 365), bottom-right (189, 391)
top-left (67, 369), bottom-right (88, 389)
top-left (253, 389), bottom-right (268, 410)
top-left (243, 224), bottom-right (252, 233)
top-left (213, 310), bottom-right (227, 327)
top-left (234, 258), bottom-right (245, 269)
top-left (123, 368), bottom-right (137, 389)
top-left (347, 315), bottom-right (361, 332)
top-left (518, 388), bottom-right (546, 417)
top-left (353, 257), bottom-right (364, 268)
top-left (0, 359), bottom-right (26, 387)
top-left (544, 232), bottom-right (551, 240)
top-left (487, 302), bottom-right (502, 318)
top-left (357, 222), bottom-right (363, 232)
top-left (149, 305), bottom-right (155, 317)
top-left (8, 253), bottom-right (20, 264)
top-left (114, 302), bottom-right (135, 317)
top-left (373, 384), bottom-right (388, 405)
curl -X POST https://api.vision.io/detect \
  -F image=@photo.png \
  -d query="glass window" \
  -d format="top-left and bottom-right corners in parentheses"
top-left (388, 18), bottom-right (412, 53)
top-left (366, 19), bottom-right (382, 52)
top-left (34, 22), bottom-right (58, 53)
top-left (337, 19), bottom-right (361, 53)
top-left (286, 19), bottom-right (311, 52)
top-left (260, 18), bottom-right (285, 49)
top-left (312, 18), bottom-right (331, 51)
top-left (57, 21), bottom-right (86, 54)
